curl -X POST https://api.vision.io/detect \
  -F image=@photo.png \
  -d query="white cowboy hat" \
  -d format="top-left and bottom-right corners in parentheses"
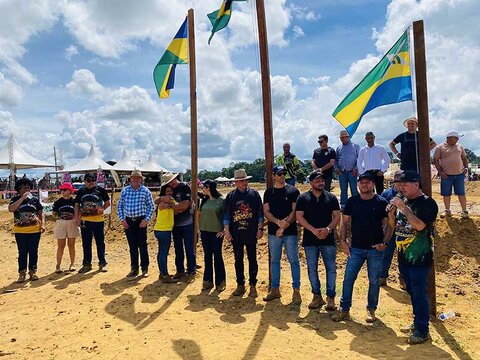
top-left (231, 169), bottom-right (252, 181)
top-left (403, 116), bottom-right (418, 128)
top-left (161, 172), bottom-right (179, 187)
top-left (130, 170), bottom-right (144, 179)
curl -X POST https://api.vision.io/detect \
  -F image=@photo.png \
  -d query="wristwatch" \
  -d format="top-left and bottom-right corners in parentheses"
top-left (326, 226), bottom-right (332, 233)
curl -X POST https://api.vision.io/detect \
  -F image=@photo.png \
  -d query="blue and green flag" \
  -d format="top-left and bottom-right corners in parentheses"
top-left (332, 30), bottom-right (412, 136)
top-left (208, 0), bottom-right (247, 45)
top-left (153, 18), bottom-right (188, 99)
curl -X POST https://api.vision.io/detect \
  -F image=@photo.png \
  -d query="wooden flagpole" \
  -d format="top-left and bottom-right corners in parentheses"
top-left (188, 9), bottom-right (199, 254)
top-left (255, 0), bottom-right (274, 287)
top-left (413, 19), bottom-right (437, 316)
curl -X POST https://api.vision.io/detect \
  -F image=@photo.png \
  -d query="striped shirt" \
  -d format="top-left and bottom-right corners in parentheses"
top-left (117, 185), bottom-right (154, 221)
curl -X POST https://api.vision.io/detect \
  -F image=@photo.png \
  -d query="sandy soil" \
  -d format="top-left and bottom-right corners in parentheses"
top-left (0, 181), bottom-right (479, 359)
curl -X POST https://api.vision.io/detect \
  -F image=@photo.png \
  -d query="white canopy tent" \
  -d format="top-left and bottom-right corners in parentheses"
top-left (214, 176), bottom-right (230, 182)
top-left (0, 134), bottom-right (54, 170)
top-left (142, 154), bottom-right (170, 173)
top-left (61, 145), bottom-right (114, 172)
top-left (111, 148), bottom-right (144, 172)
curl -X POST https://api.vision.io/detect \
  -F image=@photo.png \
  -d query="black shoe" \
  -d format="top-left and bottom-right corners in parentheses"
top-left (126, 269), bottom-right (139, 278)
top-left (99, 263), bottom-right (108, 272)
top-left (408, 331), bottom-right (431, 345)
top-left (78, 265), bottom-right (92, 274)
top-left (172, 272), bottom-right (185, 280)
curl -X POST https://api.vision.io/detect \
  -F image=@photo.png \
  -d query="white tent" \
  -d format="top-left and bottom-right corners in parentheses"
top-left (62, 145), bottom-right (114, 172)
top-left (111, 148), bottom-right (144, 172)
top-left (214, 176), bottom-right (230, 182)
top-left (0, 134), bottom-right (54, 170)
top-left (142, 154), bottom-right (170, 173)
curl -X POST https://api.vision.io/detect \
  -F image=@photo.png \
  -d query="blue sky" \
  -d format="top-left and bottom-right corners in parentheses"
top-left (1, 0), bottom-right (479, 176)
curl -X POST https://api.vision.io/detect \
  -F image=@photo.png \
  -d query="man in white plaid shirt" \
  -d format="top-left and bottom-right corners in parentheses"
top-left (117, 170), bottom-right (155, 278)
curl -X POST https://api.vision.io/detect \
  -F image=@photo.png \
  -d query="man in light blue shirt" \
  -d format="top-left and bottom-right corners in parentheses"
top-left (335, 130), bottom-right (360, 209)
top-left (118, 170), bottom-right (154, 278)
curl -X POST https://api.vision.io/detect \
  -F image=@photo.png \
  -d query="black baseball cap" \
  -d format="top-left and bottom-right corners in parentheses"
top-left (358, 172), bottom-right (375, 181)
top-left (395, 170), bottom-right (421, 183)
top-left (308, 169), bottom-right (325, 182)
top-left (84, 173), bottom-right (96, 181)
top-left (272, 165), bottom-right (285, 175)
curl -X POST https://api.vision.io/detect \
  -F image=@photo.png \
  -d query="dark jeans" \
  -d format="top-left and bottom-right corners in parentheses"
top-left (232, 239), bottom-right (258, 286)
top-left (154, 230), bottom-right (172, 276)
top-left (15, 232), bottom-right (41, 272)
top-left (365, 170), bottom-right (385, 194)
top-left (324, 176), bottom-right (333, 192)
top-left (399, 262), bottom-right (431, 335)
top-left (201, 231), bottom-right (226, 285)
top-left (172, 224), bottom-right (196, 273)
top-left (380, 235), bottom-right (397, 279)
top-left (81, 221), bottom-right (106, 266)
top-left (125, 217), bottom-right (149, 271)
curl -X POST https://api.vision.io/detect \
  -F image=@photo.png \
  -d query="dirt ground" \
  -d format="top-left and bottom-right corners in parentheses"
top-left (0, 181), bottom-right (479, 359)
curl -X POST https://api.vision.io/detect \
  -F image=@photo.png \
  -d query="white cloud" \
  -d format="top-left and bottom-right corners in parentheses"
top-left (298, 76), bottom-right (330, 85)
top-left (289, 4), bottom-right (321, 21)
top-left (292, 25), bottom-right (305, 39)
top-left (0, 72), bottom-right (23, 107)
top-left (64, 45), bottom-right (79, 60)
top-left (65, 69), bottom-right (105, 99)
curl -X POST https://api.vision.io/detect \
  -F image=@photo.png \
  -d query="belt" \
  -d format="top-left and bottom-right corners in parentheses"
top-left (126, 216), bottom-right (145, 221)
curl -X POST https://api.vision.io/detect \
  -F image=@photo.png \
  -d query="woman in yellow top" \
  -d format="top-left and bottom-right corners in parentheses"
top-left (154, 185), bottom-right (177, 282)
top-left (8, 178), bottom-right (45, 283)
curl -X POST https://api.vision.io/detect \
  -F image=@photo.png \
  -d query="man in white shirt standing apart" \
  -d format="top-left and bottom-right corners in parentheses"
top-left (357, 132), bottom-right (390, 194)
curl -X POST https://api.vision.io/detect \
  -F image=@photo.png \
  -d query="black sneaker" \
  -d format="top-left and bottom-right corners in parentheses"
top-left (99, 263), bottom-right (108, 272)
top-left (126, 269), bottom-right (139, 278)
top-left (78, 265), bottom-right (92, 274)
top-left (408, 331), bottom-right (430, 345)
top-left (172, 272), bottom-right (185, 280)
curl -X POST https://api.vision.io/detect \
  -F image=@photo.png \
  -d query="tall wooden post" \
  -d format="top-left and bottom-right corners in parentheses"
top-left (413, 20), bottom-right (436, 316)
top-left (255, 0), bottom-right (274, 189)
top-left (188, 9), bottom-right (199, 252)
top-left (255, 0), bottom-right (274, 287)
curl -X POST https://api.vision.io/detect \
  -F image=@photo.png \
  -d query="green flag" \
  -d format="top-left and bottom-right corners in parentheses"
top-left (207, 0), bottom-right (247, 45)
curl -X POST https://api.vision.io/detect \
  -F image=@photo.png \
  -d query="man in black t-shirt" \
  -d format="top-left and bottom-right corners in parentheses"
top-left (332, 172), bottom-right (392, 323)
top-left (263, 165), bottom-right (301, 303)
top-left (312, 134), bottom-right (336, 191)
top-left (223, 169), bottom-right (263, 298)
top-left (389, 170), bottom-right (438, 345)
top-left (74, 173), bottom-right (110, 273)
top-left (296, 169), bottom-right (341, 310)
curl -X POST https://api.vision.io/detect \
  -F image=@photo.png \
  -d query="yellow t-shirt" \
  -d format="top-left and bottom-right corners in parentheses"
top-left (154, 208), bottom-right (174, 231)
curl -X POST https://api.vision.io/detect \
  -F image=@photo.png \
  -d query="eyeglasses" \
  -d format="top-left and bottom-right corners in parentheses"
top-left (85, 179), bottom-right (95, 183)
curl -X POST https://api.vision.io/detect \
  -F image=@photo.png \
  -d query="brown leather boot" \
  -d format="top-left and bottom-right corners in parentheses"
top-left (291, 289), bottom-right (302, 304)
top-left (366, 309), bottom-right (377, 323)
top-left (308, 294), bottom-right (326, 309)
top-left (331, 310), bottom-right (350, 322)
top-left (325, 296), bottom-right (336, 311)
top-left (232, 285), bottom-right (246, 296)
top-left (17, 270), bottom-right (27, 283)
top-left (248, 285), bottom-right (258, 298)
top-left (263, 288), bottom-right (281, 301)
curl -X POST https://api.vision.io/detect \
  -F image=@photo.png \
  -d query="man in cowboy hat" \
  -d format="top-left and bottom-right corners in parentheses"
top-left (155, 172), bottom-right (196, 279)
top-left (117, 170), bottom-right (155, 278)
top-left (389, 116), bottom-right (436, 172)
top-left (433, 130), bottom-right (469, 219)
top-left (223, 169), bottom-right (264, 298)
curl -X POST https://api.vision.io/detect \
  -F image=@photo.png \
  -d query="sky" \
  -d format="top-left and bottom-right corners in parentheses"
top-left (0, 0), bottom-right (479, 176)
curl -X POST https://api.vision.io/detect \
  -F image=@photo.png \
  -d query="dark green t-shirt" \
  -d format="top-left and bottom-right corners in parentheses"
top-left (200, 197), bottom-right (224, 232)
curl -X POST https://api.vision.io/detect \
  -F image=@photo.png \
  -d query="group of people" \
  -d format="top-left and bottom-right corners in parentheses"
top-left (7, 116), bottom-right (469, 347)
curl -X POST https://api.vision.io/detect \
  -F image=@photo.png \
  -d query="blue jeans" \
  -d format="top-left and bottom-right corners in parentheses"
top-left (172, 224), bottom-right (196, 273)
top-left (201, 231), bottom-right (226, 285)
top-left (268, 234), bottom-right (300, 289)
top-left (285, 178), bottom-right (296, 186)
top-left (399, 262), bottom-right (431, 335)
top-left (304, 245), bottom-right (337, 298)
top-left (81, 221), bottom-right (106, 266)
top-left (154, 230), bottom-right (172, 276)
top-left (440, 173), bottom-right (465, 196)
top-left (380, 235), bottom-right (397, 279)
top-left (339, 170), bottom-right (358, 208)
top-left (339, 247), bottom-right (383, 311)
top-left (15, 232), bottom-right (41, 272)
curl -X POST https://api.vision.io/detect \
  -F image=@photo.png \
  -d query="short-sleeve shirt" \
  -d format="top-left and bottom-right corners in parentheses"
top-left (263, 184), bottom-right (300, 236)
top-left (10, 195), bottom-right (43, 233)
top-left (200, 197), bottom-right (224, 233)
top-left (434, 142), bottom-right (466, 175)
top-left (395, 195), bottom-right (438, 266)
top-left (172, 182), bottom-right (192, 227)
top-left (312, 147), bottom-right (336, 177)
top-left (343, 194), bottom-right (388, 249)
top-left (53, 197), bottom-right (75, 220)
top-left (223, 188), bottom-right (263, 243)
top-left (393, 131), bottom-right (434, 171)
top-left (295, 190), bottom-right (340, 246)
top-left (74, 186), bottom-right (110, 222)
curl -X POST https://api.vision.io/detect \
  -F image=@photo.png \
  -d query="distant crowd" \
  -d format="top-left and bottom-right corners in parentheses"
top-left (7, 116), bottom-right (471, 346)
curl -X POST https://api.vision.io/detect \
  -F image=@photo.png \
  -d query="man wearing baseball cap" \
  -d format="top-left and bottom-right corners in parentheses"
top-left (296, 169), bottom-right (341, 310)
top-left (263, 165), bottom-right (301, 303)
top-left (433, 130), bottom-right (469, 219)
top-left (389, 170), bottom-right (438, 344)
top-left (333, 172), bottom-right (392, 323)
